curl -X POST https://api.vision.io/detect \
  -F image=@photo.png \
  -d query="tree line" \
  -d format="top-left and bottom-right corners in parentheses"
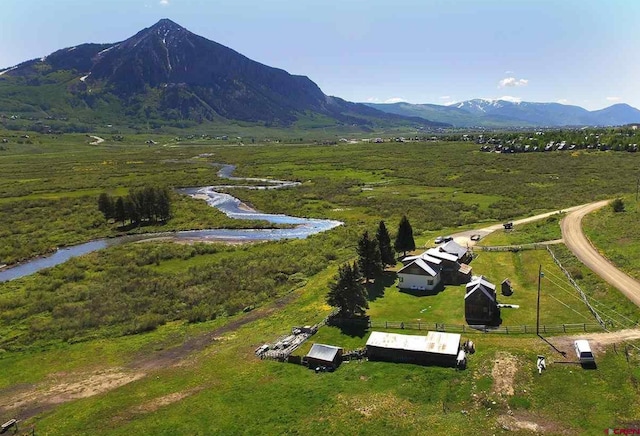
top-left (98, 186), bottom-right (171, 226)
top-left (327, 216), bottom-right (415, 318)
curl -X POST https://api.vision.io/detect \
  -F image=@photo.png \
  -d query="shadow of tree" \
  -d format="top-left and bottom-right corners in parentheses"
top-left (366, 271), bottom-right (396, 302)
top-left (327, 316), bottom-right (370, 338)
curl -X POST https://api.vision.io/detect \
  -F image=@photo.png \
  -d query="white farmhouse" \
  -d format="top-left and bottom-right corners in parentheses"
top-left (397, 258), bottom-right (442, 292)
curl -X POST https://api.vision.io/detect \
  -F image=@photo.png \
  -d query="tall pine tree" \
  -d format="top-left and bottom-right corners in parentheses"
top-left (327, 262), bottom-right (368, 318)
top-left (376, 220), bottom-right (396, 267)
top-left (394, 215), bottom-right (415, 257)
top-left (357, 230), bottom-right (383, 282)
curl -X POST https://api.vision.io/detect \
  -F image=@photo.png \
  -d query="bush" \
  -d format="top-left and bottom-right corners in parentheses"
top-left (612, 198), bottom-right (625, 213)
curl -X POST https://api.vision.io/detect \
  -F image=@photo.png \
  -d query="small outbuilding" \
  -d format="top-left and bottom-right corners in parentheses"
top-left (465, 276), bottom-right (500, 325)
top-left (366, 331), bottom-right (461, 367)
top-left (501, 278), bottom-right (514, 296)
top-left (305, 343), bottom-right (343, 369)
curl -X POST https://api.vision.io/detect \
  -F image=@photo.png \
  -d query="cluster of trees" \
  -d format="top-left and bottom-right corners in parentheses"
top-left (327, 216), bottom-right (416, 317)
top-left (98, 186), bottom-right (171, 226)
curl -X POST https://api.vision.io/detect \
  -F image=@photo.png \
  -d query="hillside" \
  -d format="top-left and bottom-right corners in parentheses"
top-left (367, 99), bottom-right (640, 128)
top-left (0, 19), bottom-right (447, 131)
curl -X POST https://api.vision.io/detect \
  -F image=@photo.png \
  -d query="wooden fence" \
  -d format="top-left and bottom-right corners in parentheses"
top-left (475, 243), bottom-right (552, 252)
top-left (331, 318), bottom-right (603, 335)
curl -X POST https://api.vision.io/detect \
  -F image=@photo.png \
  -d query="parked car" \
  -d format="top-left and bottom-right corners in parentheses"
top-left (470, 234), bottom-right (481, 241)
top-left (434, 236), bottom-right (444, 244)
top-left (574, 340), bottom-right (595, 364)
top-left (443, 236), bottom-right (453, 242)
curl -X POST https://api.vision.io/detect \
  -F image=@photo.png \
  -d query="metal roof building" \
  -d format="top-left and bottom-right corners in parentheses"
top-left (305, 343), bottom-right (343, 369)
top-left (366, 331), bottom-right (461, 367)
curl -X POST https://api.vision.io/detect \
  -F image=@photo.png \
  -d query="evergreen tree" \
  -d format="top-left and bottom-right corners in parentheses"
top-left (357, 230), bottom-right (382, 282)
top-left (114, 197), bottom-right (126, 225)
top-left (394, 215), bottom-right (416, 257)
top-left (97, 193), bottom-right (114, 220)
top-left (156, 187), bottom-right (171, 221)
top-left (376, 220), bottom-right (396, 267)
top-left (327, 262), bottom-right (368, 318)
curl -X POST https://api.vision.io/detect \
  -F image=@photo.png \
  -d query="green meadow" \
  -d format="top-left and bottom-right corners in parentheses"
top-left (1, 131), bottom-right (640, 434)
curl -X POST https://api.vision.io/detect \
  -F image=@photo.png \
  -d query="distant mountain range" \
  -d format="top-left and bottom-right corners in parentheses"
top-left (0, 19), bottom-right (446, 131)
top-left (366, 99), bottom-right (640, 128)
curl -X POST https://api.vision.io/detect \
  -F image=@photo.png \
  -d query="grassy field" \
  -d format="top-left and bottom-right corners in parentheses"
top-left (2, 132), bottom-right (640, 434)
top-left (583, 196), bottom-right (640, 281)
top-left (478, 214), bottom-right (564, 246)
top-left (366, 250), bottom-right (596, 327)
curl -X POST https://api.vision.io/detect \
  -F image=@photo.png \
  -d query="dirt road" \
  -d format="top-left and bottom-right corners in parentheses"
top-left (453, 203), bottom-right (588, 247)
top-left (561, 200), bottom-right (640, 307)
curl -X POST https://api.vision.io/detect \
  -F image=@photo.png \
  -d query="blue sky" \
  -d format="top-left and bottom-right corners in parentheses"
top-left (2, 0), bottom-right (638, 110)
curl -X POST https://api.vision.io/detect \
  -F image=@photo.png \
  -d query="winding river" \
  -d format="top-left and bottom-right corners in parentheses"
top-left (0, 164), bottom-right (343, 283)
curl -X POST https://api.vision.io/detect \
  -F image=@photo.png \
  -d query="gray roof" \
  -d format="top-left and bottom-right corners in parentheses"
top-left (426, 248), bottom-right (458, 263)
top-left (366, 331), bottom-right (460, 356)
top-left (440, 240), bottom-right (467, 260)
top-left (398, 258), bottom-right (439, 277)
top-left (465, 276), bottom-right (496, 301)
top-left (306, 343), bottom-right (342, 362)
top-left (402, 253), bottom-right (443, 265)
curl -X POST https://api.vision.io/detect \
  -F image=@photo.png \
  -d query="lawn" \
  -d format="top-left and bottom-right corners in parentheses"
top-left (363, 249), bottom-right (596, 328)
top-left (583, 196), bottom-right (640, 281)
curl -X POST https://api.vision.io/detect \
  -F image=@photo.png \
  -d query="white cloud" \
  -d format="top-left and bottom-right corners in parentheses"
top-left (557, 99), bottom-right (569, 104)
top-left (505, 70), bottom-right (514, 75)
top-left (498, 95), bottom-right (522, 103)
top-left (498, 77), bottom-right (528, 88)
top-left (384, 97), bottom-right (407, 104)
top-left (606, 96), bottom-right (621, 102)
top-left (159, 0), bottom-right (169, 5)
top-left (366, 97), bottom-right (380, 103)
top-left (439, 96), bottom-right (451, 100)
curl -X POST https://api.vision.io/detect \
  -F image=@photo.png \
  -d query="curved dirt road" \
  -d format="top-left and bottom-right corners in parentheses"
top-left (453, 202), bottom-right (588, 247)
top-left (561, 200), bottom-right (640, 307)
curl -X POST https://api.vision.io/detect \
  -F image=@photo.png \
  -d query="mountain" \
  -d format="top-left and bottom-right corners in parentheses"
top-left (365, 102), bottom-right (529, 128)
top-left (588, 104), bottom-right (640, 126)
top-left (366, 99), bottom-right (640, 128)
top-left (0, 19), bottom-right (447, 130)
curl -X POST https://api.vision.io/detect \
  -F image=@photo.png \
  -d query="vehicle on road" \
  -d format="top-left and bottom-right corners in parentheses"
top-left (434, 236), bottom-right (444, 244)
top-left (470, 234), bottom-right (481, 241)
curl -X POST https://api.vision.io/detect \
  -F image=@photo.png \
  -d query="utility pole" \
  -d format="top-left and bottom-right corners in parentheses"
top-left (536, 265), bottom-right (543, 336)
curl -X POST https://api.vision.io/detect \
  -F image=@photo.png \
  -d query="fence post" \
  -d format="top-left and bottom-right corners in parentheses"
top-left (583, 323), bottom-right (586, 332)
top-left (418, 321), bottom-right (421, 330)
top-left (563, 324), bottom-right (566, 333)
top-left (524, 325), bottom-right (527, 334)
top-left (462, 325), bottom-right (465, 333)
top-left (506, 326), bottom-right (508, 334)
top-left (386, 321), bottom-right (388, 329)
top-left (543, 325), bottom-right (546, 334)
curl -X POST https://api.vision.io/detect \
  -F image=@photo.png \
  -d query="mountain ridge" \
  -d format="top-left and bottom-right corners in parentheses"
top-left (366, 99), bottom-right (640, 128)
top-left (0, 19), bottom-right (447, 130)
